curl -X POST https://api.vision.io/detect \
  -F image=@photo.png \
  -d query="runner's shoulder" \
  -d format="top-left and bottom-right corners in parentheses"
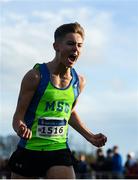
top-left (21, 68), bottom-right (40, 90)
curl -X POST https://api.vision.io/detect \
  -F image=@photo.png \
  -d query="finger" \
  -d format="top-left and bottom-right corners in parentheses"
top-left (98, 134), bottom-right (107, 142)
top-left (22, 127), bottom-right (28, 138)
top-left (23, 129), bottom-right (30, 139)
top-left (27, 129), bottom-right (32, 139)
top-left (94, 140), bottom-right (104, 148)
top-left (98, 142), bottom-right (105, 148)
top-left (96, 138), bottom-right (107, 147)
top-left (95, 133), bottom-right (102, 138)
top-left (29, 130), bottom-right (32, 139)
top-left (101, 135), bottom-right (107, 143)
top-left (23, 129), bottom-right (31, 139)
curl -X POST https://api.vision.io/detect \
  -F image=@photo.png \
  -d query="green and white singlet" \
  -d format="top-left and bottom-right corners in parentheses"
top-left (18, 63), bottom-right (80, 151)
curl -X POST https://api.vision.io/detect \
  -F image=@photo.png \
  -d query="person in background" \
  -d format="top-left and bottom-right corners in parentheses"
top-left (124, 152), bottom-right (137, 178)
top-left (104, 148), bottom-right (113, 178)
top-left (76, 153), bottom-right (89, 179)
top-left (112, 145), bottom-right (123, 178)
top-left (91, 148), bottom-right (105, 179)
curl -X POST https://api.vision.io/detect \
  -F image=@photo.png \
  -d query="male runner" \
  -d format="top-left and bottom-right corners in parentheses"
top-left (8, 22), bottom-right (107, 179)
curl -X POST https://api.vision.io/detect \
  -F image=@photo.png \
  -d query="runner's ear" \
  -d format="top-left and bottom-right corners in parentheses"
top-left (53, 42), bottom-right (60, 52)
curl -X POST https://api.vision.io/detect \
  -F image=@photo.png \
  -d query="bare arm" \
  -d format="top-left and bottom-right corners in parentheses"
top-left (13, 69), bottom-right (40, 139)
top-left (69, 75), bottom-right (107, 147)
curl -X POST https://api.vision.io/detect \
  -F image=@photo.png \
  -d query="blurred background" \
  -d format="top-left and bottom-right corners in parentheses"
top-left (0, 0), bottom-right (138, 178)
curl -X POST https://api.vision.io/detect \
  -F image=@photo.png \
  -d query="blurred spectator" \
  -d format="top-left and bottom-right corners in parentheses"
top-left (104, 148), bottom-right (113, 178)
top-left (125, 152), bottom-right (136, 169)
top-left (112, 145), bottom-right (123, 178)
top-left (91, 148), bottom-right (105, 179)
top-left (75, 153), bottom-right (89, 179)
top-left (0, 158), bottom-right (11, 179)
top-left (124, 152), bottom-right (138, 178)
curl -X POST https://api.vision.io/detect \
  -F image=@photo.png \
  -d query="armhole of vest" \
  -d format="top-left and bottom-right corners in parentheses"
top-left (71, 68), bottom-right (80, 100)
top-left (33, 63), bottom-right (50, 82)
top-left (36, 63), bottom-right (50, 87)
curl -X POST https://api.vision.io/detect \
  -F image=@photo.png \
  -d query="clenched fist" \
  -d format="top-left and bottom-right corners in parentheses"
top-left (88, 133), bottom-right (107, 147)
top-left (17, 123), bottom-right (32, 139)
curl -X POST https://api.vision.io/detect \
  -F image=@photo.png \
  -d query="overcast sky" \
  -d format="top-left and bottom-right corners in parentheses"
top-left (0, 0), bottom-right (138, 162)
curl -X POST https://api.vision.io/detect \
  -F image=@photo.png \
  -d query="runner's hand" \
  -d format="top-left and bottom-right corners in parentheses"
top-left (17, 123), bottom-right (32, 139)
top-left (88, 133), bottom-right (107, 147)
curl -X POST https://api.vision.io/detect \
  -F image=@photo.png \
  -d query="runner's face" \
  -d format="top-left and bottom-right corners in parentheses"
top-left (56, 33), bottom-right (83, 68)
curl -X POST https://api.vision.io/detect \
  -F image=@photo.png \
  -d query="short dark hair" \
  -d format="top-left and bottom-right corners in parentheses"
top-left (54, 22), bottom-right (85, 42)
top-left (107, 149), bottom-right (112, 154)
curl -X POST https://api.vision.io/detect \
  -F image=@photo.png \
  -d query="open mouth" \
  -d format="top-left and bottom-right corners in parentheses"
top-left (68, 54), bottom-right (77, 63)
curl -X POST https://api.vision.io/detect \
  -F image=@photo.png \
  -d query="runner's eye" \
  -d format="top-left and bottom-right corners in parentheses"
top-left (67, 42), bottom-right (74, 46)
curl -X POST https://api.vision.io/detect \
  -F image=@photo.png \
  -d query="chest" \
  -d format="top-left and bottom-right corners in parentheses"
top-left (50, 74), bottom-right (72, 89)
top-left (39, 82), bottom-right (75, 115)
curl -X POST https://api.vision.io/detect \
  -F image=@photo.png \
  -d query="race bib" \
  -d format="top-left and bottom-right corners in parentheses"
top-left (36, 117), bottom-right (67, 138)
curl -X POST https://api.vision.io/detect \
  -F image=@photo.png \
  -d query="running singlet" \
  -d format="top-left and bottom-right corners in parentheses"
top-left (18, 63), bottom-right (80, 151)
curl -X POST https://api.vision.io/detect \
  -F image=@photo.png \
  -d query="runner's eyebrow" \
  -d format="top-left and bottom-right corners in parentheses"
top-left (67, 40), bottom-right (83, 45)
